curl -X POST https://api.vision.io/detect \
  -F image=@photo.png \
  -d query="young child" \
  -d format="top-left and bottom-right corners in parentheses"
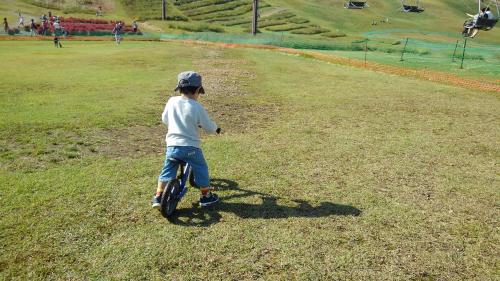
top-left (152, 71), bottom-right (220, 208)
top-left (53, 36), bottom-right (62, 48)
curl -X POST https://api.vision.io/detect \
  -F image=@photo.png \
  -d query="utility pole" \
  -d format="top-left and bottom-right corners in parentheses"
top-left (252, 0), bottom-right (259, 35)
top-left (162, 0), bottom-right (166, 21)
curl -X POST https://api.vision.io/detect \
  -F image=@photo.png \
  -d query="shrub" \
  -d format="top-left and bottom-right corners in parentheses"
top-left (288, 18), bottom-right (309, 24)
top-left (266, 11), bottom-right (295, 20)
top-left (351, 39), bottom-right (368, 43)
top-left (222, 19), bottom-right (251, 26)
top-left (291, 27), bottom-right (329, 35)
top-left (7, 28), bottom-right (17, 35)
top-left (259, 20), bottom-right (287, 28)
top-left (321, 31), bottom-right (346, 38)
top-left (183, 0), bottom-right (249, 17)
top-left (168, 22), bottom-right (225, 33)
top-left (266, 24), bottom-right (308, 32)
top-left (191, 5), bottom-right (253, 20)
top-left (177, 0), bottom-right (235, 10)
top-left (173, 0), bottom-right (199, 5)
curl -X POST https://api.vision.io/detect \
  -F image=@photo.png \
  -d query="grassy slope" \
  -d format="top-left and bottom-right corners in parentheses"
top-left (266, 0), bottom-right (500, 43)
top-left (3, 0), bottom-right (500, 43)
top-left (1, 40), bottom-right (499, 279)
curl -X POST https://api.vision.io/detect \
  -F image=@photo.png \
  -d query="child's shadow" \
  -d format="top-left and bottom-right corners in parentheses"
top-left (168, 179), bottom-right (361, 227)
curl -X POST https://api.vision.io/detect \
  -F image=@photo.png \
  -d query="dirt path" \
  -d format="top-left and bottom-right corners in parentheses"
top-left (171, 40), bottom-right (500, 93)
top-left (2, 35), bottom-right (499, 93)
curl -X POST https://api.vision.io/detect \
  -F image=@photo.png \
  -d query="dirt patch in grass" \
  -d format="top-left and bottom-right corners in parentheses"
top-left (195, 49), bottom-right (281, 133)
top-left (0, 47), bottom-right (280, 172)
top-left (0, 125), bottom-right (165, 171)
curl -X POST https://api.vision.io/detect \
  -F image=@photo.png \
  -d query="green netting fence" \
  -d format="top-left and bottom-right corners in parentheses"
top-left (2, 29), bottom-right (499, 78)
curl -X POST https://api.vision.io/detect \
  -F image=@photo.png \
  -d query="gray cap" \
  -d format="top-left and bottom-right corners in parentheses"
top-left (174, 71), bottom-right (205, 94)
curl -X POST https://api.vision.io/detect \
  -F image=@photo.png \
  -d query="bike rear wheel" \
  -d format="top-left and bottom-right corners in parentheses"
top-left (160, 180), bottom-right (181, 218)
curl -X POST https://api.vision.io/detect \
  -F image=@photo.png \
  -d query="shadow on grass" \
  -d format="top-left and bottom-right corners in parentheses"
top-left (167, 179), bottom-right (361, 227)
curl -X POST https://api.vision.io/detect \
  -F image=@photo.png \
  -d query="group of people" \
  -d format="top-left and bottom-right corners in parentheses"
top-left (464, 7), bottom-right (496, 38)
top-left (112, 21), bottom-right (139, 44)
top-left (4, 10), bottom-right (138, 46)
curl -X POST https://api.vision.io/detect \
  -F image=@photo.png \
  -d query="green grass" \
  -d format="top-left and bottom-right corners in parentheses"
top-left (316, 37), bottom-right (500, 81)
top-left (1, 40), bottom-right (499, 279)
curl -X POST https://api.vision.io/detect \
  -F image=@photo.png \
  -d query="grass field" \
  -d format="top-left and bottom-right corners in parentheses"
top-left (0, 40), bottom-right (499, 279)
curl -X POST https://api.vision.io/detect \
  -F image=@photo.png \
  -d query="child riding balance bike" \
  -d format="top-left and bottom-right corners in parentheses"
top-left (152, 71), bottom-right (221, 211)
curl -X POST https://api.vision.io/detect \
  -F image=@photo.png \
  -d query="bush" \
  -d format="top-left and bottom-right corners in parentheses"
top-left (191, 4), bottom-right (253, 20)
top-left (288, 18), bottom-right (309, 24)
top-left (258, 20), bottom-right (287, 28)
top-left (177, 0), bottom-right (235, 10)
top-left (321, 31), bottom-right (346, 38)
top-left (7, 28), bottom-right (20, 35)
top-left (168, 22), bottom-right (225, 33)
top-left (221, 19), bottom-right (251, 26)
top-left (266, 24), bottom-right (308, 32)
top-left (291, 27), bottom-right (329, 35)
top-left (183, 0), bottom-right (249, 16)
top-left (266, 11), bottom-right (295, 20)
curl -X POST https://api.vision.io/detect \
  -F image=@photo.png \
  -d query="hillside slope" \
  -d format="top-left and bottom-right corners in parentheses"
top-left (125, 0), bottom-right (500, 42)
top-left (1, 0), bottom-right (499, 42)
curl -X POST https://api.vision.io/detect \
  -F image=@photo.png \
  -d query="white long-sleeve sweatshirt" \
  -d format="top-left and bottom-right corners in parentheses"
top-left (161, 96), bottom-right (218, 148)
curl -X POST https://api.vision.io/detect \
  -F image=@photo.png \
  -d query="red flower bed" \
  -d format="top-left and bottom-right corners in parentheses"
top-left (59, 17), bottom-right (111, 25)
top-left (39, 17), bottom-right (139, 35)
top-left (29, 17), bottom-right (139, 36)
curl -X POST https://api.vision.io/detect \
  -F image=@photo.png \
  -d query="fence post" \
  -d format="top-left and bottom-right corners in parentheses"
top-left (400, 38), bottom-right (408, 61)
top-left (162, 0), bottom-right (166, 20)
top-left (452, 39), bottom-right (459, 62)
top-left (364, 40), bottom-right (368, 67)
top-left (460, 38), bottom-right (468, 69)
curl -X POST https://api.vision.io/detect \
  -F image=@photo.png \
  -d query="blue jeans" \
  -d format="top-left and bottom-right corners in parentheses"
top-left (158, 146), bottom-right (210, 187)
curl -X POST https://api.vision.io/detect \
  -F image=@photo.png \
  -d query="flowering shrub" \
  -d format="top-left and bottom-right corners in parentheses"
top-left (47, 17), bottom-right (140, 36)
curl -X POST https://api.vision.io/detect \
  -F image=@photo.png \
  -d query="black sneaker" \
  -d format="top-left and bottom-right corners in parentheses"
top-left (199, 192), bottom-right (219, 207)
top-left (151, 195), bottom-right (161, 209)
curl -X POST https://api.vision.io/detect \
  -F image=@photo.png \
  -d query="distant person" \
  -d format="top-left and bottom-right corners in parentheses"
top-left (96, 6), bottom-right (103, 17)
top-left (30, 18), bottom-right (36, 36)
top-left (151, 71), bottom-right (220, 209)
top-left (112, 22), bottom-right (123, 44)
top-left (53, 36), bottom-right (62, 48)
top-left (42, 19), bottom-right (49, 36)
top-left (132, 20), bottom-right (138, 32)
top-left (48, 11), bottom-right (51, 19)
top-left (484, 7), bottom-right (494, 20)
top-left (464, 8), bottom-right (486, 38)
top-left (53, 19), bottom-right (62, 36)
top-left (3, 18), bottom-right (8, 33)
top-left (18, 13), bottom-right (24, 28)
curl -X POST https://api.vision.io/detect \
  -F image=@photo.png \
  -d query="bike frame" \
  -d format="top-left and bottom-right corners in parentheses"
top-left (177, 162), bottom-right (191, 199)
